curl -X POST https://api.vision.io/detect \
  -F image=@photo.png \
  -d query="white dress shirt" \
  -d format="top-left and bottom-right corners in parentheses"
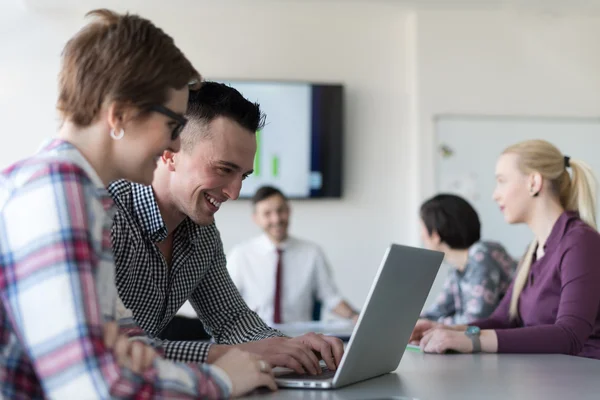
top-left (227, 235), bottom-right (343, 324)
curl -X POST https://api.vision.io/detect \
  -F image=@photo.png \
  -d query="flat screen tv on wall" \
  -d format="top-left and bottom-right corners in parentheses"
top-left (217, 80), bottom-right (344, 199)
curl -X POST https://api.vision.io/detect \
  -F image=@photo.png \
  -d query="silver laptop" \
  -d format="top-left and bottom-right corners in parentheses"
top-left (274, 243), bottom-right (443, 389)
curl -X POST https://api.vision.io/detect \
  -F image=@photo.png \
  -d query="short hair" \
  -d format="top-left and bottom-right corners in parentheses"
top-left (419, 194), bottom-right (481, 249)
top-left (181, 82), bottom-right (266, 150)
top-left (252, 186), bottom-right (287, 206)
top-left (58, 9), bottom-right (201, 127)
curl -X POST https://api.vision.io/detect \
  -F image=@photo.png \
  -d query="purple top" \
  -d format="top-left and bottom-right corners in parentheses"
top-left (473, 212), bottom-right (600, 359)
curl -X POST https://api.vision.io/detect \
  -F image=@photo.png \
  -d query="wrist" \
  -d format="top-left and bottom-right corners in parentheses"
top-left (465, 326), bottom-right (481, 353)
top-left (479, 329), bottom-right (498, 353)
top-left (450, 324), bottom-right (469, 332)
top-left (206, 344), bottom-right (230, 363)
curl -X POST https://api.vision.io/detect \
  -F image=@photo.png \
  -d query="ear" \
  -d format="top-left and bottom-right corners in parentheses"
top-left (252, 210), bottom-right (259, 225)
top-left (106, 101), bottom-right (135, 131)
top-left (162, 150), bottom-right (177, 172)
top-left (430, 230), bottom-right (442, 246)
top-left (529, 172), bottom-right (543, 197)
top-left (106, 102), bottom-right (123, 132)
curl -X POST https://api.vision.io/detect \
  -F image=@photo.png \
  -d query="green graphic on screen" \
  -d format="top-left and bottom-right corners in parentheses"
top-left (224, 81), bottom-right (312, 198)
top-left (253, 131), bottom-right (283, 179)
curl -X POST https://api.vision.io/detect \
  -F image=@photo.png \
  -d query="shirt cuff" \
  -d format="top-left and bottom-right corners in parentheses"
top-left (209, 364), bottom-right (233, 394)
top-left (324, 295), bottom-right (344, 314)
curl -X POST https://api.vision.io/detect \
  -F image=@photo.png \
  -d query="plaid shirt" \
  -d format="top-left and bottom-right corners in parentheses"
top-left (109, 180), bottom-right (284, 363)
top-left (0, 140), bottom-right (230, 399)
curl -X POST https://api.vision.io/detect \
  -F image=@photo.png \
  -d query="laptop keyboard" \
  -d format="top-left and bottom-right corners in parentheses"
top-left (280, 366), bottom-right (336, 380)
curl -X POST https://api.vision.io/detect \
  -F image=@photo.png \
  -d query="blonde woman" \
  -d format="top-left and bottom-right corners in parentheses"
top-left (410, 140), bottom-right (600, 359)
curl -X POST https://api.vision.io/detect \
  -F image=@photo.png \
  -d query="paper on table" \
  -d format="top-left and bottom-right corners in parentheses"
top-left (406, 343), bottom-right (422, 352)
top-left (271, 320), bottom-right (355, 338)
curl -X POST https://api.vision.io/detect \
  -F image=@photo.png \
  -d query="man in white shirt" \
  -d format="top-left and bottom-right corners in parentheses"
top-left (228, 186), bottom-right (359, 324)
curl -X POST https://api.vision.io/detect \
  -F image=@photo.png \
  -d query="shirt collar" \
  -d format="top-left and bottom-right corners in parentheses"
top-left (131, 183), bottom-right (169, 242)
top-left (41, 139), bottom-right (113, 212)
top-left (544, 211), bottom-right (579, 250)
top-left (258, 233), bottom-right (292, 254)
top-left (130, 182), bottom-right (209, 244)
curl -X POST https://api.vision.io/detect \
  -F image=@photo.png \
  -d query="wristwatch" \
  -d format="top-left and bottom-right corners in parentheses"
top-left (465, 326), bottom-right (481, 353)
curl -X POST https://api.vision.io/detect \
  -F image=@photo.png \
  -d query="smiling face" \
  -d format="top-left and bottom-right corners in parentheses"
top-left (167, 116), bottom-right (256, 226)
top-left (113, 87), bottom-right (188, 185)
top-left (253, 194), bottom-right (290, 243)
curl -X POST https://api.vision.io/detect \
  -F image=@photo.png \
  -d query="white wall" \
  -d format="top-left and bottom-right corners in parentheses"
top-left (0, 0), bottom-right (411, 310)
top-left (415, 9), bottom-right (600, 307)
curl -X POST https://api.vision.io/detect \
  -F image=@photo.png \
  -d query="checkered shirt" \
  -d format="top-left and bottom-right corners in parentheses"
top-left (108, 180), bottom-right (284, 364)
top-left (0, 140), bottom-right (230, 399)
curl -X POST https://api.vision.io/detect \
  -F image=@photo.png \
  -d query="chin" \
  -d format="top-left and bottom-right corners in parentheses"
top-left (190, 213), bottom-right (215, 227)
top-left (125, 172), bottom-right (152, 186)
top-left (503, 214), bottom-right (519, 225)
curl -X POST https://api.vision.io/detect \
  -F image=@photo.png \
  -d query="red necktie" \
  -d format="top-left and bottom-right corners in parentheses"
top-left (273, 248), bottom-right (283, 324)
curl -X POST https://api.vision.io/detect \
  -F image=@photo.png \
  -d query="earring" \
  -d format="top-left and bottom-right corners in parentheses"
top-left (110, 128), bottom-right (125, 140)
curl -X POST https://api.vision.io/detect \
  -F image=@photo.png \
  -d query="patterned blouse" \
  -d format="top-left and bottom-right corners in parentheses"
top-left (422, 241), bottom-right (517, 325)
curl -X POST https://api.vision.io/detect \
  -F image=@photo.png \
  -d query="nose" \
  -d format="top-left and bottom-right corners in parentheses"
top-left (168, 135), bottom-right (182, 153)
top-left (492, 188), bottom-right (500, 203)
top-left (223, 177), bottom-right (243, 201)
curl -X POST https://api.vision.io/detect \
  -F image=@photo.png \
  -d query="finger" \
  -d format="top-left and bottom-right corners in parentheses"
top-left (129, 342), bottom-right (145, 374)
top-left (298, 342), bottom-right (322, 374)
top-left (422, 328), bottom-right (436, 337)
top-left (103, 322), bottom-right (118, 349)
top-left (292, 336), bottom-right (323, 373)
top-left (143, 347), bottom-right (157, 370)
top-left (260, 373), bottom-right (278, 392)
top-left (114, 337), bottom-right (131, 370)
top-left (271, 354), bottom-right (305, 375)
top-left (409, 330), bottom-right (422, 343)
top-left (428, 337), bottom-right (443, 354)
top-left (322, 336), bottom-right (344, 367)
top-left (289, 344), bottom-right (320, 375)
top-left (258, 360), bottom-right (272, 374)
top-left (313, 339), bottom-right (335, 371)
top-left (420, 331), bottom-right (433, 352)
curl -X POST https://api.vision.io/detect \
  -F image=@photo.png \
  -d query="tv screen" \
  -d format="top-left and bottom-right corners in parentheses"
top-left (218, 80), bottom-right (343, 199)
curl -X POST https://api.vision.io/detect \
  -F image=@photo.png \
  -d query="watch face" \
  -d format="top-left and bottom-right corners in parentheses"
top-left (466, 326), bottom-right (480, 336)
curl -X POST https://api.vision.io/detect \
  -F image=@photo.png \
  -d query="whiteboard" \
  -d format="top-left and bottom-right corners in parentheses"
top-left (435, 115), bottom-right (600, 260)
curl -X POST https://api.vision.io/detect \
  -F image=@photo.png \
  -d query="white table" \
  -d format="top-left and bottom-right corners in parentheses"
top-left (242, 350), bottom-right (600, 399)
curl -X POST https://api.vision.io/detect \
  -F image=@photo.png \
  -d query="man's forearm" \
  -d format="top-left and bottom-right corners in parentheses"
top-left (332, 301), bottom-right (359, 319)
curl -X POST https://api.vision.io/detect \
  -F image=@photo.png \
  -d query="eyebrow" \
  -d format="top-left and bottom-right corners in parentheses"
top-left (218, 161), bottom-right (254, 176)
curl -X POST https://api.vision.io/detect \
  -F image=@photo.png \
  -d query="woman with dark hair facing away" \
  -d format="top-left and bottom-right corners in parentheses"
top-left (419, 194), bottom-right (517, 325)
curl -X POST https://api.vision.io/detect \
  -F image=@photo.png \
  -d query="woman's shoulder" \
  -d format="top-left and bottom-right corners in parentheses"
top-left (561, 217), bottom-right (600, 249)
top-left (470, 241), bottom-right (511, 258)
top-left (468, 241), bottom-right (516, 274)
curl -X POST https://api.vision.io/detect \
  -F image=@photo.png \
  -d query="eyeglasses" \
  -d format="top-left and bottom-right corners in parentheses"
top-left (150, 104), bottom-right (188, 141)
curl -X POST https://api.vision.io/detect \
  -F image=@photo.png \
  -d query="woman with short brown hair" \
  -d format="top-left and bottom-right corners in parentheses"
top-left (0, 9), bottom-right (275, 399)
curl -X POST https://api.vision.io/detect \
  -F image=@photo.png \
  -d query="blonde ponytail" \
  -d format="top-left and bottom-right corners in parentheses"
top-left (565, 159), bottom-right (597, 229)
top-left (503, 140), bottom-right (598, 320)
top-left (509, 241), bottom-right (537, 319)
